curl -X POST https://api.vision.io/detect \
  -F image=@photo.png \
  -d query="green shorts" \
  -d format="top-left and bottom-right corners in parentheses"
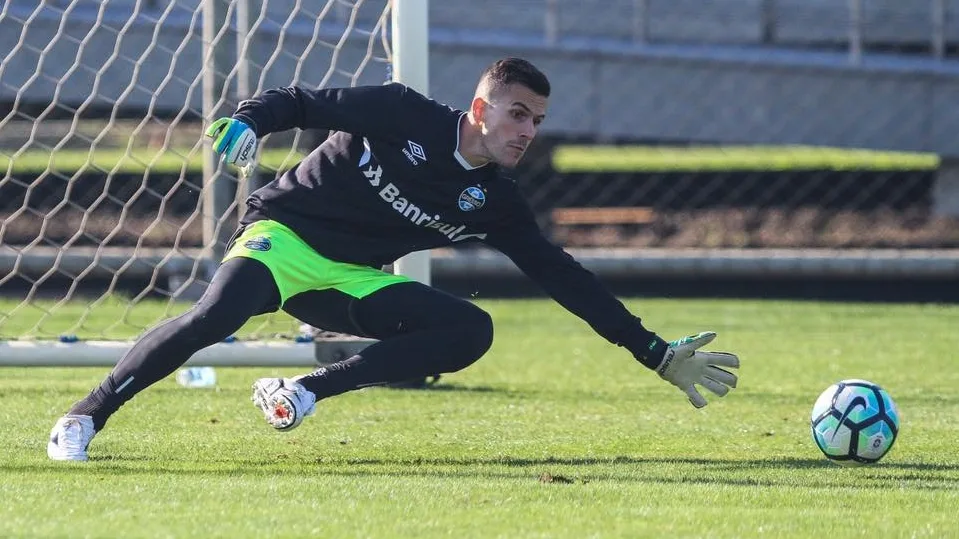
top-left (222, 220), bottom-right (411, 305)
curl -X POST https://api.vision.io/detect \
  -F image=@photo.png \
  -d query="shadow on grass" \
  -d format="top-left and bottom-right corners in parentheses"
top-left (9, 455), bottom-right (959, 491)
top-left (334, 455), bottom-right (959, 470)
top-left (386, 383), bottom-right (510, 394)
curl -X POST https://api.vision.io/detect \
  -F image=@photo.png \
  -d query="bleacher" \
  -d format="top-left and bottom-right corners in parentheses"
top-left (9, 0), bottom-right (959, 51)
top-left (429, 1), bottom-right (958, 52)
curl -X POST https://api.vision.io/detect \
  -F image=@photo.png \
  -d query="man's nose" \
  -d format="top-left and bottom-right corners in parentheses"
top-left (520, 121), bottom-right (536, 139)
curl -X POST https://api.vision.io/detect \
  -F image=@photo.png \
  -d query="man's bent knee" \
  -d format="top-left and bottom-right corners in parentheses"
top-left (442, 308), bottom-right (494, 373)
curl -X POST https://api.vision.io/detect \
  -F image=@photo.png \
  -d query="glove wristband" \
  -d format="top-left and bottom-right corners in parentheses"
top-left (618, 321), bottom-right (668, 370)
top-left (232, 114), bottom-right (259, 137)
top-left (636, 335), bottom-right (669, 370)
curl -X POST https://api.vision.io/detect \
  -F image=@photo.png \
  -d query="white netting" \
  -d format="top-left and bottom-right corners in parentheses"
top-left (0, 0), bottom-right (393, 341)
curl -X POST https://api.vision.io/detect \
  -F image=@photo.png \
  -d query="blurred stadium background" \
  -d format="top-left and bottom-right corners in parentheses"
top-left (3, 0), bottom-right (959, 343)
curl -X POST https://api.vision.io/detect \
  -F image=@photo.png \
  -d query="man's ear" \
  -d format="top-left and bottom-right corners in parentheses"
top-left (470, 96), bottom-right (487, 123)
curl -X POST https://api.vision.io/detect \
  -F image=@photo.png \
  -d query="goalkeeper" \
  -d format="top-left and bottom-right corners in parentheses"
top-left (47, 57), bottom-right (740, 461)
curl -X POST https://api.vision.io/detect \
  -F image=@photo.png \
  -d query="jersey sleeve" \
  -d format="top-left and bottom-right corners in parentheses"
top-left (484, 203), bottom-right (666, 365)
top-left (231, 83), bottom-right (426, 140)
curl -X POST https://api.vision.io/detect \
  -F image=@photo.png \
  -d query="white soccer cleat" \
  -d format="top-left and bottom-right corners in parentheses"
top-left (47, 415), bottom-right (96, 461)
top-left (251, 378), bottom-right (316, 431)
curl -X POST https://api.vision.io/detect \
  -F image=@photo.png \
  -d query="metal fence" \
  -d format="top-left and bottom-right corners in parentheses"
top-left (3, 0), bottom-right (959, 259)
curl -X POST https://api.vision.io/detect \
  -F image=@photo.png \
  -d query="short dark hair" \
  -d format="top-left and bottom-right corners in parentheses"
top-left (478, 57), bottom-right (551, 98)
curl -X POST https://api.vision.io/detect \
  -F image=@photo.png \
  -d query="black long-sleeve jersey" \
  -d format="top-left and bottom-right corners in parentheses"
top-left (233, 83), bottom-right (663, 364)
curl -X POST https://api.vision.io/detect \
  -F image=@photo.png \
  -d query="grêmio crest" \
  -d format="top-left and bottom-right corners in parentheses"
top-left (458, 186), bottom-right (486, 211)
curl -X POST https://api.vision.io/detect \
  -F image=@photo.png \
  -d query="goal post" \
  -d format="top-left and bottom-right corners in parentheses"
top-left (0, 0), bottom-right (428, 366)
top-left (390, 0), bottom-right (431, 286)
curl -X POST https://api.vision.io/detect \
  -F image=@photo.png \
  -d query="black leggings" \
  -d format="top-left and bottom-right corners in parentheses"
top-left (71, 256), bottom-right (494, 429)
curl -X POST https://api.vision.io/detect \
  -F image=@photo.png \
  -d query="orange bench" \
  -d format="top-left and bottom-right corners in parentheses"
top-left (550, 207), bottom-right (656, 226)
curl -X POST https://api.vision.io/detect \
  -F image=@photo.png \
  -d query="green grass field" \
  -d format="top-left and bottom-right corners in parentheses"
top-left (2, 298), bottom-right (958, 538)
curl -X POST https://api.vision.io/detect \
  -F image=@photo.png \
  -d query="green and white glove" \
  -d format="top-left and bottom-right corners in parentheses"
top-left (205, 117), bottom-right (257, 170)
top-left (656, 331), bottom-right (739, 408)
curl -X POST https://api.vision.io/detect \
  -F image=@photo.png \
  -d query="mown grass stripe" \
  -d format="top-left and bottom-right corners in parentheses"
top-left (2, 145), bottom-right (941, 176)
top-left (553, 145), bottom-right (941, 172)
top-left (0, 148), bottom-right (307, 175)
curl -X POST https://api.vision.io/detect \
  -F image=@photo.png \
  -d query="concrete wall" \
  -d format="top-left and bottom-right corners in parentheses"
top-left (429, 43), bottom-right (959, 155)
top-left (0, 1), bottom-right (392, 114)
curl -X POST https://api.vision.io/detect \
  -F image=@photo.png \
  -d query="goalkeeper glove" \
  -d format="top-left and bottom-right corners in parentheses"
top-left (205, 117), bottom-right (257, 169)
top-left (655, 331), bottom-right (739, 408)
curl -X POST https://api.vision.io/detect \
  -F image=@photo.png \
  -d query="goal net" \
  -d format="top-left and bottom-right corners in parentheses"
top-left (0, 0), bottom-right (425, 366)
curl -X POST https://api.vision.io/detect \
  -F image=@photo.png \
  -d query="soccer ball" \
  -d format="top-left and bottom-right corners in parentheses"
top-left (810, 379), bottom-right (900, 466)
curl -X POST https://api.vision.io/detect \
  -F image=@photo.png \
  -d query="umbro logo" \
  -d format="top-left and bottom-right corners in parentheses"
top-left (403, 140), bottom-right (427, 165)
top-left (408, 141), bottom-right (426, 161)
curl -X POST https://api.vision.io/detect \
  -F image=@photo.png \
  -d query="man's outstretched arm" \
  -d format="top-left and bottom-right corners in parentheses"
top-left (231, 82), bottom-right (422, 138)
top-left (205, 83), bottom-right (430, 168)
top-left (486, 222), bottom-right (739, 408)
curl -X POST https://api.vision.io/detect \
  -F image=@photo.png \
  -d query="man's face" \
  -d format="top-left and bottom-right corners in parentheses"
top-left (476, 83), bottom-right (548, 168)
